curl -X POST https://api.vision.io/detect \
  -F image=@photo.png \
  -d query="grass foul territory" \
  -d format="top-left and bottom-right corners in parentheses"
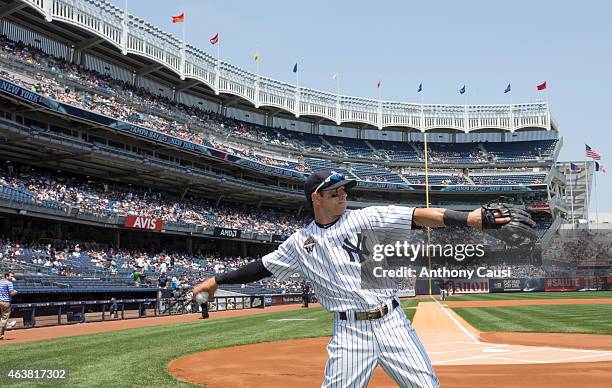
top-left (0, 303), bottom-right (420, 387)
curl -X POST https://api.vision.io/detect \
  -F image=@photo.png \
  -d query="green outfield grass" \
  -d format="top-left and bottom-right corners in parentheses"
top-left (0, 303), bottom-right (420, 387)
top-left (441, 291), bottom-right (612, 301)
top-left (453, 304), bottom-right (612, 334)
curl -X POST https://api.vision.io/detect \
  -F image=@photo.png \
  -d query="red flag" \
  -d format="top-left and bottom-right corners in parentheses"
top-left (536, 81), bottom-right (547, 91)
top-left (172, 12), bottom-right (185, 23)
top-left (377, 80), bottom-right (381, 89)
top-left (210, 33), bottom-right (219, 45)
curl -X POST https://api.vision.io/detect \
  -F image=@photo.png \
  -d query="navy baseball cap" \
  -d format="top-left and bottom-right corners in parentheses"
top-left (305, 170), bottom-right (356, 202)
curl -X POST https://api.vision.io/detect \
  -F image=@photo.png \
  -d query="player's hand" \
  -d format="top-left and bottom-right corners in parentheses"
top-left (192, 277), bottom-right (217, 301)
top-left (467, 208), bottom-right (510, 230)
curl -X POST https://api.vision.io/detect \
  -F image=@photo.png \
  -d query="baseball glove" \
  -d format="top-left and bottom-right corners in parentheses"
top-left (482, 201), bottom-right (537, 247)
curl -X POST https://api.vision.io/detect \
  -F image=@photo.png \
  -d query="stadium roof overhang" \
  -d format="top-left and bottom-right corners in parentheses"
top-left (2, 1), bottom-right (557, 134)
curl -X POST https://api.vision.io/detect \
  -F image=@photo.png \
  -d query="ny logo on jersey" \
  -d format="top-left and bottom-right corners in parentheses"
top-left (342, 233), bottom-right (370, 263)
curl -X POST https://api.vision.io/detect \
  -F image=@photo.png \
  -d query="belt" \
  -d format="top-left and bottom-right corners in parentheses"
top-left (339, 299), bottom-right (399, 321)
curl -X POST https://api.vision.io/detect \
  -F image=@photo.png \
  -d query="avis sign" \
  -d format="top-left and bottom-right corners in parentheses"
top-left (124, 216), bottom-right (163, 231)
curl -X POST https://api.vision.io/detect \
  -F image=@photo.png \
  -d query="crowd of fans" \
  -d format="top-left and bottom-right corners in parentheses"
top-left (0, 35), bottom-right (555, 183)
top-left (0, 36), bottom-right (311, 165)
top-left (428, 146), bottom-right (488, 164)
top-left (0, 163), bottom-right (305, 235)
top-left (544, 232), bottom-right (612, 264)
top-left (0, 238), bottom-right (305, 292)
top-left (4, 235), bottom-right (609, 296)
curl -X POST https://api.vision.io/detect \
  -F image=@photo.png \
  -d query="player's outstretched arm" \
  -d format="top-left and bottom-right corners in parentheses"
top-left (413, 204), bottom-right (537, 247)
top-left (192, 259), bottom-right (273, 301)
top-left (412, 207), bottom-right (510, 229)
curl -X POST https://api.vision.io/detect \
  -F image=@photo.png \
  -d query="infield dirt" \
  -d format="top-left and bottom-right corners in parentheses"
top-left (169, 298), bottom-right (612, 388)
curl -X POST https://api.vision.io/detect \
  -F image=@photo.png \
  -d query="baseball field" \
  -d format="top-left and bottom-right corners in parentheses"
top-left (2, 292), bottom-right (612, 387)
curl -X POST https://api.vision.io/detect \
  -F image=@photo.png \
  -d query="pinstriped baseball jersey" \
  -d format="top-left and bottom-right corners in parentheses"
top-left (262, 205), bottom-right (415, 312)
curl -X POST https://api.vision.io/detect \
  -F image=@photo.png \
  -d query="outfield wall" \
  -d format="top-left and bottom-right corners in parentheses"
top-left (415, 276), bottom-right (611, 295)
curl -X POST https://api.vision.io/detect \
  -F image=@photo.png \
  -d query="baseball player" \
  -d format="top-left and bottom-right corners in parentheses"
top-left (193, 170), bottom-right (534, 387)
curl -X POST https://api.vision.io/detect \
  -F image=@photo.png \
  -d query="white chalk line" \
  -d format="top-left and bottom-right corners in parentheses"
top-left (430, 295), bottom-right (480, 344)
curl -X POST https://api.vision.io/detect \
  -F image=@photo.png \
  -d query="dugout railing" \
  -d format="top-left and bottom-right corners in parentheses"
top-left (5, 293), bottom-right (304, 330)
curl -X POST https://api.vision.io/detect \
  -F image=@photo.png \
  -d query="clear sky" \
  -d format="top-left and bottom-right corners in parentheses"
top-left (109, 0), bottom-right (611, 211)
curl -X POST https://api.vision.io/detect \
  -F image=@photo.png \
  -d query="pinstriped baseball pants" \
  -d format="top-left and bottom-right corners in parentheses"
top-left (322, 306), bottom-right (439, 388)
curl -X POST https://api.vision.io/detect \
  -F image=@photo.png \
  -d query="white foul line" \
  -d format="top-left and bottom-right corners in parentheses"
top-left (430, 295), bottom-right (480, 344)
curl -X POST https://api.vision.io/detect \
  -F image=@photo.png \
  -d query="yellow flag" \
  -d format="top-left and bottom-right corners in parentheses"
top-left (253, 51), bottom-right (260, 62)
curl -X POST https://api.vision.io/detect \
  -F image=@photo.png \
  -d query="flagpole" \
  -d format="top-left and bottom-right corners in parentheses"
top-left (463, 83), bottom-right (470, 131)
top-left (179, 12), bottom-right (186, 92)
top-left (594, 165), bottom-right (600, 225)
top-left (584, 161), bottom-right (590, 227)
top-left (509, 85), bottom-right (513, 106)
top-left (422, 92), bottom-right (428, 209)
top-left (421, 87), bottom-right (433, 295)
top-left (254, 49), bottom-right (260, 76)
top-left (569, 165), bottom-right (575, 230)
top-left (336, 74), bottom-right (340, 96)
top-left (182, 16), bottom-right (186, 48)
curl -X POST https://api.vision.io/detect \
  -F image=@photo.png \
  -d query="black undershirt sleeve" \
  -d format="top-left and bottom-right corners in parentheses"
top-left (214, 259), bottom-right (273, 285)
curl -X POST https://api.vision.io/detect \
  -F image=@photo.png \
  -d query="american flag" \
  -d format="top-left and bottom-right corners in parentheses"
top-left (585, 144), bottom-right (602, 160)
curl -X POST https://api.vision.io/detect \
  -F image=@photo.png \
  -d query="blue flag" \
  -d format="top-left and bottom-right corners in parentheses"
top-left (570, 163), bottom-right (581, 172)
top-left (459, 85), bottom-right (466, 94)
top-left (292, 62), bottom-right (298, 73)
top-left (504, 83), bottom-right (511, 93)
top-left (595, 161), bottom-right (600, 172)
top-left (417, 83), bottom-right (422, 93)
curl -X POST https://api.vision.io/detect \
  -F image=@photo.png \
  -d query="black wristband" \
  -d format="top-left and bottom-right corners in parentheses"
top-left (443, 210), bottom-right (469, 227)
top-left (214, 259), bottom-right (273, 285)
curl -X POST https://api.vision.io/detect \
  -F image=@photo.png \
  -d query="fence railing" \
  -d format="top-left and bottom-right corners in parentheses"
top-left (6, 293), bottom-right (303, 330)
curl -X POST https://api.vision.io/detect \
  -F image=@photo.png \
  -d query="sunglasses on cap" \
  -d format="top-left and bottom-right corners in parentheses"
top-left (314, 172), bottom-right (344, 194)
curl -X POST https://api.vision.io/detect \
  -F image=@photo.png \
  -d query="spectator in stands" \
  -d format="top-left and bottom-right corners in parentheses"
top-left (132, 267), bottom-right (144, 286)
top-left (158, 272), bottom-right (168, 289)
top-left (0, 271), bottom-right (18, 340)
top-left (109, 297), bottom-right (118, 319)
top-left (171, 276), bottom-right (180, 290)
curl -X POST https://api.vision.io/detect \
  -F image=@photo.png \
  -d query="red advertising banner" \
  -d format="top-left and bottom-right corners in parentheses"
top-left (124, 216), bottom-right (163, 231)
top-left (544, 277), bottom-right (585, 292)
top-left (451, 279), bottom-right (489, 294)
top-left (525, 203), bottom-right (550, 211)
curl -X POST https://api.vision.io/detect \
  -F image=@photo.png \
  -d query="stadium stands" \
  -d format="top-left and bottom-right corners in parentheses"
top-left (482, 140), bottom-right (557, 161)
top-left (0, 163), bottom-right (306, 235)
top-left (0, 34), bottom-right (559, 184)
top-left (0, 31), bottom-right (562, 303)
